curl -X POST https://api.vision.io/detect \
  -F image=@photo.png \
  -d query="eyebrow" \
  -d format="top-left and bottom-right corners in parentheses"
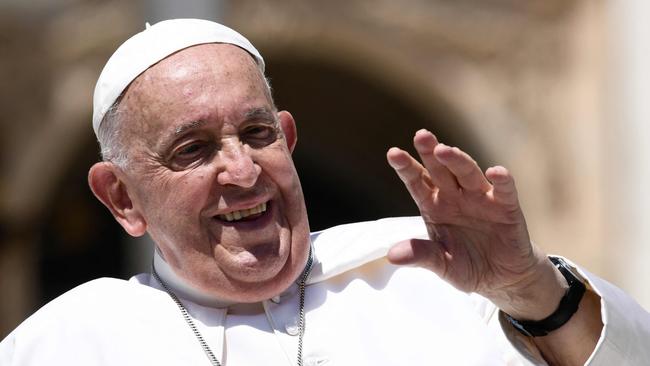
top-left (174, 119), bottom-right (207, 136)
top-left (244, 107), bottom-right (276, 122)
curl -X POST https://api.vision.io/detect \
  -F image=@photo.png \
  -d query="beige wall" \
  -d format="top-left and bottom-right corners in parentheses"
top-left (604, 0), bottom-right (650, 308)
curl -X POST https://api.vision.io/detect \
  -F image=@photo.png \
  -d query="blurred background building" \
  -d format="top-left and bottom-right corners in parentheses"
top-left (1, 0), bottom-right (649, 337)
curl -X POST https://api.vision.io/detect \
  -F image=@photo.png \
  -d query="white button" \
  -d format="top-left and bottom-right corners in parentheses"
top-left (285, 315), bottom-right (300, 336)
top-left (270, 295), bottom-right (281, 304)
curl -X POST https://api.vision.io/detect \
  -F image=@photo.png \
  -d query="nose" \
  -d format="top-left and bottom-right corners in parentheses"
top-left (216, 141), bottom-right (261, 188)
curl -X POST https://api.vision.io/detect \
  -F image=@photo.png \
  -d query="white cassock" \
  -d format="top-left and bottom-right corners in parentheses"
top-left (1, 217), bottom-right (649, 365)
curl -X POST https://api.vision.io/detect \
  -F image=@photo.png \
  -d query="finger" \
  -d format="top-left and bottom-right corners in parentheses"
top-left (434, 144), bottom-right (491, 193)
top-left (387, 238), bottom-right (448, 277)
top-left (386, 147), bottom-right (435, 210)
top-left (485, 165), bottom-right (518, 206)
top-left (412, 130), bottom-right (459, 193)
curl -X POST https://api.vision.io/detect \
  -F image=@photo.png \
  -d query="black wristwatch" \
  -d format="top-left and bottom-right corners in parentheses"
top-left (503, 257), bottom-right (587, 337)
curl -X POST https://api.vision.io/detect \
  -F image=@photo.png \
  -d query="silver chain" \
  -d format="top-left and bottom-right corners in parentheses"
top-left (296, 248), bottom-right (313, 366)
top-left (152, 247), bottom-right (313, 366)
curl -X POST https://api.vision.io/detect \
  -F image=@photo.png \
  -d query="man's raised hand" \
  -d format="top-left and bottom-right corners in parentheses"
top-left (386, 129), bottom-right (564, 319)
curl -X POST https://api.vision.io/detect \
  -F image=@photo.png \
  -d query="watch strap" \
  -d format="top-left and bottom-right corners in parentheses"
top-left (504, 257), bottom-right (587, 337)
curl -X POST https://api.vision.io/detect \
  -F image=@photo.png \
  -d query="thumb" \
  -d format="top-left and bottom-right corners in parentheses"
top-left (387, 238), bottom-right (447, 275)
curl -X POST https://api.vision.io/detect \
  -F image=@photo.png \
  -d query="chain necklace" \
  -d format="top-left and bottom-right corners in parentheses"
top-left (151, 248), bottom-right (314, 366)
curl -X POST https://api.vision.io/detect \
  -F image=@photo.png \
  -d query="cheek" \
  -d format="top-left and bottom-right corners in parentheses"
top-left (261, 152), bottom-right (302, 197)
top-left (267, 156), bottom-right (307, 225)
top-left (136, 167), bottom-right (215, 222)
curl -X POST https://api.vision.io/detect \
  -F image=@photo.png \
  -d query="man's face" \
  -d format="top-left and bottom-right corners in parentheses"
top-left (116, 44), bottom-right (310, 302)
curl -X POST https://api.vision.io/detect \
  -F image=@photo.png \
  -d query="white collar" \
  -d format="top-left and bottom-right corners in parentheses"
top-left (152, 247), bottom-right (303, 309)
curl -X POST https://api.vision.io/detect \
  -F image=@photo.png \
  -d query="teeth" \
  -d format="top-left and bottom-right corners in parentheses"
top-left (218, 202), bottom-right (267, 222)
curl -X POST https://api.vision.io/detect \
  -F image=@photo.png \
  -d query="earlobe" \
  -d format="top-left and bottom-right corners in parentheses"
top-left (88, 162), bottom-right (147, 237)
top-left (278, 110), bottom-right (298, 153)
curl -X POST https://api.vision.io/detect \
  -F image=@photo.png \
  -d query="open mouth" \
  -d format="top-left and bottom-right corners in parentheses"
top-left (217, 201), bottom-right (268, 222)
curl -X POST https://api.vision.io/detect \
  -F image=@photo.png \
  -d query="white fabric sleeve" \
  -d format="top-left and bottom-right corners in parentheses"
top-left (496, 257), bottom-right (650, 365)
top-left (0, 332), bottom-right (15, 365)
top-left (580, 266), bottom-right (650, 364)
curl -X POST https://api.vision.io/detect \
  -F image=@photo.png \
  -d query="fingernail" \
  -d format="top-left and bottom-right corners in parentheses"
top-left (387, 159), bottom-right (403, 169)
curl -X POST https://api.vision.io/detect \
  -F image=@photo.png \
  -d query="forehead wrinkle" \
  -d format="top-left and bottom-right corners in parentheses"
top-left (124, 45), bottom-right (273, 150)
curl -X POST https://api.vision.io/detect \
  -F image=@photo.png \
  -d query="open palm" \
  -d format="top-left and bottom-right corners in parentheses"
top-left (386, 130), bottom-right (547, 300)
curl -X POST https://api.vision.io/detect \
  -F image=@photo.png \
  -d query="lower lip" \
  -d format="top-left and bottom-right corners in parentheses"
top-left (215, 202), bottom-right (274, 230)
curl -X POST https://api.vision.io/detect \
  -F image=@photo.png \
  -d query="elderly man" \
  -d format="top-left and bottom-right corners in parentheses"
top-left (1, 19), bottom-right (649, 365)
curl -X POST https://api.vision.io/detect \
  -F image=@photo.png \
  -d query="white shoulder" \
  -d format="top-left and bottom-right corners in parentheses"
top-left (0, 276), bottom-right (169, 365)
top-left (5, 277), bottom-right (157, 330)
top-left (308, 216), bottom-right (428, 283)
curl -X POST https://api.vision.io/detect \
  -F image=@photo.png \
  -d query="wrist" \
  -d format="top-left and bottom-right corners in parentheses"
top-left (490, 256), bottom-right (569, 321)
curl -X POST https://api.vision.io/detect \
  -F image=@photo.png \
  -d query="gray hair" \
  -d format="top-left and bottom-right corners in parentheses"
top-left (96, 74), bottom-right (276, 169)
top-left (97, 98), bottom-right (129, 169)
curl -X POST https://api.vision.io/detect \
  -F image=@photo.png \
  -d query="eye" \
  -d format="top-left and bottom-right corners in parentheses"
top-left (244, 125), bottom-right (273, 139)
top-left (178, 143), bottom-right (203, 157)
top-left (242, 124), bottom-right (278, 147)
top-left (168, 141), bottom-right (213, 170)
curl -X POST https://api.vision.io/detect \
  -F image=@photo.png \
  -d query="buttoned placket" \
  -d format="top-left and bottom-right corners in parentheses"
top-left (263, 286), bottom-right (329, 366)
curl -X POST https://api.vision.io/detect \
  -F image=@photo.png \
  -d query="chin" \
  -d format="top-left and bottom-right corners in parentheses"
top-left (227, 249), bottom-right (310, 303)
top-left (206, 217), bottom-right (311, 302)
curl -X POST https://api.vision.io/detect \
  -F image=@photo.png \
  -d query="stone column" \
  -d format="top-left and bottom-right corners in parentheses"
top-left (140, 0), bottom-right (226, 23)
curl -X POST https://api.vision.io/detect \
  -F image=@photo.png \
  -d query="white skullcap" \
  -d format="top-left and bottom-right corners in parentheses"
top-left (92, 18), bottom-right (264, 135)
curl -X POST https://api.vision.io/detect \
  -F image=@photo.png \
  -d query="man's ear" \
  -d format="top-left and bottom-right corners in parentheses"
top-left (278, 110), bottom-right (298, 153)
top-left (88, 162), bottom-right (147, 237)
